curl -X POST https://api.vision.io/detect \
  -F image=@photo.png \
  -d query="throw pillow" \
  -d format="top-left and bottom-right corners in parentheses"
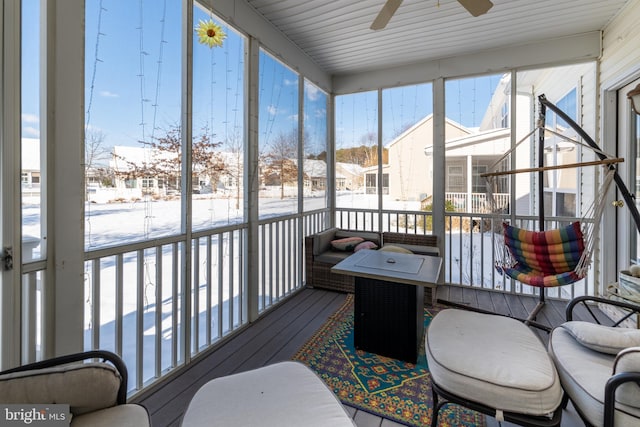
top-left (331, 236), bottom-right (364, 251)
top-left (561, 321), bottom-right (640, 355)
top-left (354, 241), bottom-right (378, 252)
top-left (378, 245), bottom-right (413, 254)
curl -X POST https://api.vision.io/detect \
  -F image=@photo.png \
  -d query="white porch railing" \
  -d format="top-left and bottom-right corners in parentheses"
top-left (335, 207), bottom-right (595, 300)
top-left (444, 192), bottom-right (510, 213)
top-left (19, 206), bottom-right (594, 396)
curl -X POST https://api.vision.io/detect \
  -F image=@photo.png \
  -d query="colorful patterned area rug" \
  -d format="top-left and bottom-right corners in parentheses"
top-left (292, 295), bottom-right (485, 427)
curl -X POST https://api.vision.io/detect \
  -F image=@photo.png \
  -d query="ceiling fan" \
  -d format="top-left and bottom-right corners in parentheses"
top-left (371, 0), bottom-right (494, 30)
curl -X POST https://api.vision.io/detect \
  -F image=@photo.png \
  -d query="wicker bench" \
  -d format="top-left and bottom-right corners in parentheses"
top-left (304, 228), bottom-right (439, 302)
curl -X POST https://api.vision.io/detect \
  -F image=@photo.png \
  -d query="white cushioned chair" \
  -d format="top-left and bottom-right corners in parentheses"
top-left (549, 296), bottom-right (640, 427)
top-left (0, 350), bottom-right (149, 427)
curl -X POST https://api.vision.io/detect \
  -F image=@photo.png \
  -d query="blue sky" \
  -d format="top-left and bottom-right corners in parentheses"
top-left (22, 0), bottom-right (499, 153)
top-left (336, 75), bottom-right (501, 149)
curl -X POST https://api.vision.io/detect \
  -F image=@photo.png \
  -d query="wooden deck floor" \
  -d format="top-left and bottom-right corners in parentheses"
top-left (134, 285), bottom-right (604, 427)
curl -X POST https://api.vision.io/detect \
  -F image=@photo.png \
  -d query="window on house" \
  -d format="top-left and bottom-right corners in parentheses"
top-left (472, 165), bottom-right (488, 193)
top-left (447, 165), bottom-right (464, 192)
top-left (365, 173), bottom-right (377, 194)
top-left (542, 85), bottom-right (579, 217)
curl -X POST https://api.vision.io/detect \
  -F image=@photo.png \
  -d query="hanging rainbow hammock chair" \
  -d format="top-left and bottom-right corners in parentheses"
top-left (483, 95), bottom-right (623, 321)
top-left (491, 167), bottom-right (615, 289)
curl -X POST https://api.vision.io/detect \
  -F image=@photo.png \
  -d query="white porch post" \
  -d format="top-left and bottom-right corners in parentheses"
top-left (246, 37), bottom-right (260, 322)
top-left (45, 0), bottom-right (85, 356)
top-left (0, 0), bottom-right (22, 369)
top-left (433, 78), bottom-right (446, 282)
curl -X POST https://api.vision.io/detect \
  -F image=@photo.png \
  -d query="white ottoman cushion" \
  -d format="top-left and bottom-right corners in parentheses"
top-left (181, 361), bottom-right (355, 427)
top-left (426, 309), bottom-right (562, 416)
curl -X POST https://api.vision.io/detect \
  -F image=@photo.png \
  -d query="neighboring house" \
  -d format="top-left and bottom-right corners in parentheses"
top-left (110, 146), bottom-right (243, 198)
top-left (21, 138), bottom-right (41, 196)
top-left (384, 114), bottom-right (472, 202)
top-left (335, 162), bottom-right (364, 191)
top-left (303, 159), bottom-right (327, 191)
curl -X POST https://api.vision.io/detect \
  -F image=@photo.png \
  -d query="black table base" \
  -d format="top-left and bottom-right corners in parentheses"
top-left (354, 277), bottom-right (424, 363)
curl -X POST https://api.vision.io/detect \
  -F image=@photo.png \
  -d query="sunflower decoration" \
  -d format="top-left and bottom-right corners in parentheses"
top-left (195, 18), bottom-right (226, 48)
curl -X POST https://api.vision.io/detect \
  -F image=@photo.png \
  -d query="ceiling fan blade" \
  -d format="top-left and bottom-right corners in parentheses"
top-left (457, 0), bottom-right (493, 17)
top-left (370, 0), bottom-right (404, 30)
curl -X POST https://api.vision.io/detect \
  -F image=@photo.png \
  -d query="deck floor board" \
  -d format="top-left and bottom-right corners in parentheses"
top-left (136, 286), bottom-right (596, 426)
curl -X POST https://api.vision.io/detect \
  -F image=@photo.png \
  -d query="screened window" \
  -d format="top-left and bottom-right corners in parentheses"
top-left (84, 0), bottom-right (182, 249)
top-left (303, 79), bottom-right (328, 211)
top-left (192, 5), bottom-right (246, 230)
top-left (22, 0), bottom-right (45, 260)
top-left (335, 91), bottom-right (378, 211)
top-left (258, 49), bottom-right (299, 218)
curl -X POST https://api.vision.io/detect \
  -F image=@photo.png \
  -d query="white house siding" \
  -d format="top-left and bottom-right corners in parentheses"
top-left (600, 1), bottom-right (640, 86)
top-left (533, 63), bottom-right (597, 218)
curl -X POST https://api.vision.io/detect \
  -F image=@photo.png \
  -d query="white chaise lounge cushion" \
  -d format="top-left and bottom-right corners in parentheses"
top-left (181, 361), bottom-right (356, 427)
top-left (549, 327), bottom-right (640, 426)
top-left (426, 309), bottom-right (562, 416)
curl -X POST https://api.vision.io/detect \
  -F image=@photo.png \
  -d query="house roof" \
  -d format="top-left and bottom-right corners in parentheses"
top-left (384, 114), bottom-right (472, 149)
top-left (336, 162), bottom-right (365, 178)
top-left (303, 159), bottom-right (327, 178)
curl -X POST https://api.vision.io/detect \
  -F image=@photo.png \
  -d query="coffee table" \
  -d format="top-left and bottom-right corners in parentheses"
top-left (332, 250), bottom-right (442, 363)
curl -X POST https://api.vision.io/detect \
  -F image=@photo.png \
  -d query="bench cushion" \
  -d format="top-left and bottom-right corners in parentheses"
top-left (315, 250), bottom-right (352, 265)
top-left (426, 309), bottom-right (562, 416)
top-left (182, 361), bottom-right (355, 427)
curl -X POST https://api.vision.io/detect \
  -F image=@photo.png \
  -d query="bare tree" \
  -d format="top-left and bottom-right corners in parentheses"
top-left (113, 125), bottom-right (226, 194)
top-left (261, 130), bottom-right (298, 199)
top-left (84, 129), bottom-right (113, 194)
top-left (223, 129), bottom-right (244, 209)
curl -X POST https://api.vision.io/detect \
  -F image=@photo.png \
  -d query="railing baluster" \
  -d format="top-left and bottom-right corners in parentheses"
top-left (171, 242), bottom-right (178, 369)
top-left (136, 249), bottom-right (144, 389)
top-left (228, 231), bottom-right (234, 330)
top-left (91, 259), bottom-right (101, 351)
top-left (115, 253), bottom-right (124, 357)
top-left (155, 246), bottom-right (162, 379)
top-left (206, 236), bottom-right (212, 345)
top-left (217, 233), bottom-right (223, 338)
top-left (193, 240), bottom-right (200, 353)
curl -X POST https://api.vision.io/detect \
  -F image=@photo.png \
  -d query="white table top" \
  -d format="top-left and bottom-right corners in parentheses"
top-left (331, 249), bottom-right (442, 287)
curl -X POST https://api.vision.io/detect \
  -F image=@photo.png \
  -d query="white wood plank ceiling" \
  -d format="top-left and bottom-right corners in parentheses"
top-left (245, 0), bottom-right (632, 76)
